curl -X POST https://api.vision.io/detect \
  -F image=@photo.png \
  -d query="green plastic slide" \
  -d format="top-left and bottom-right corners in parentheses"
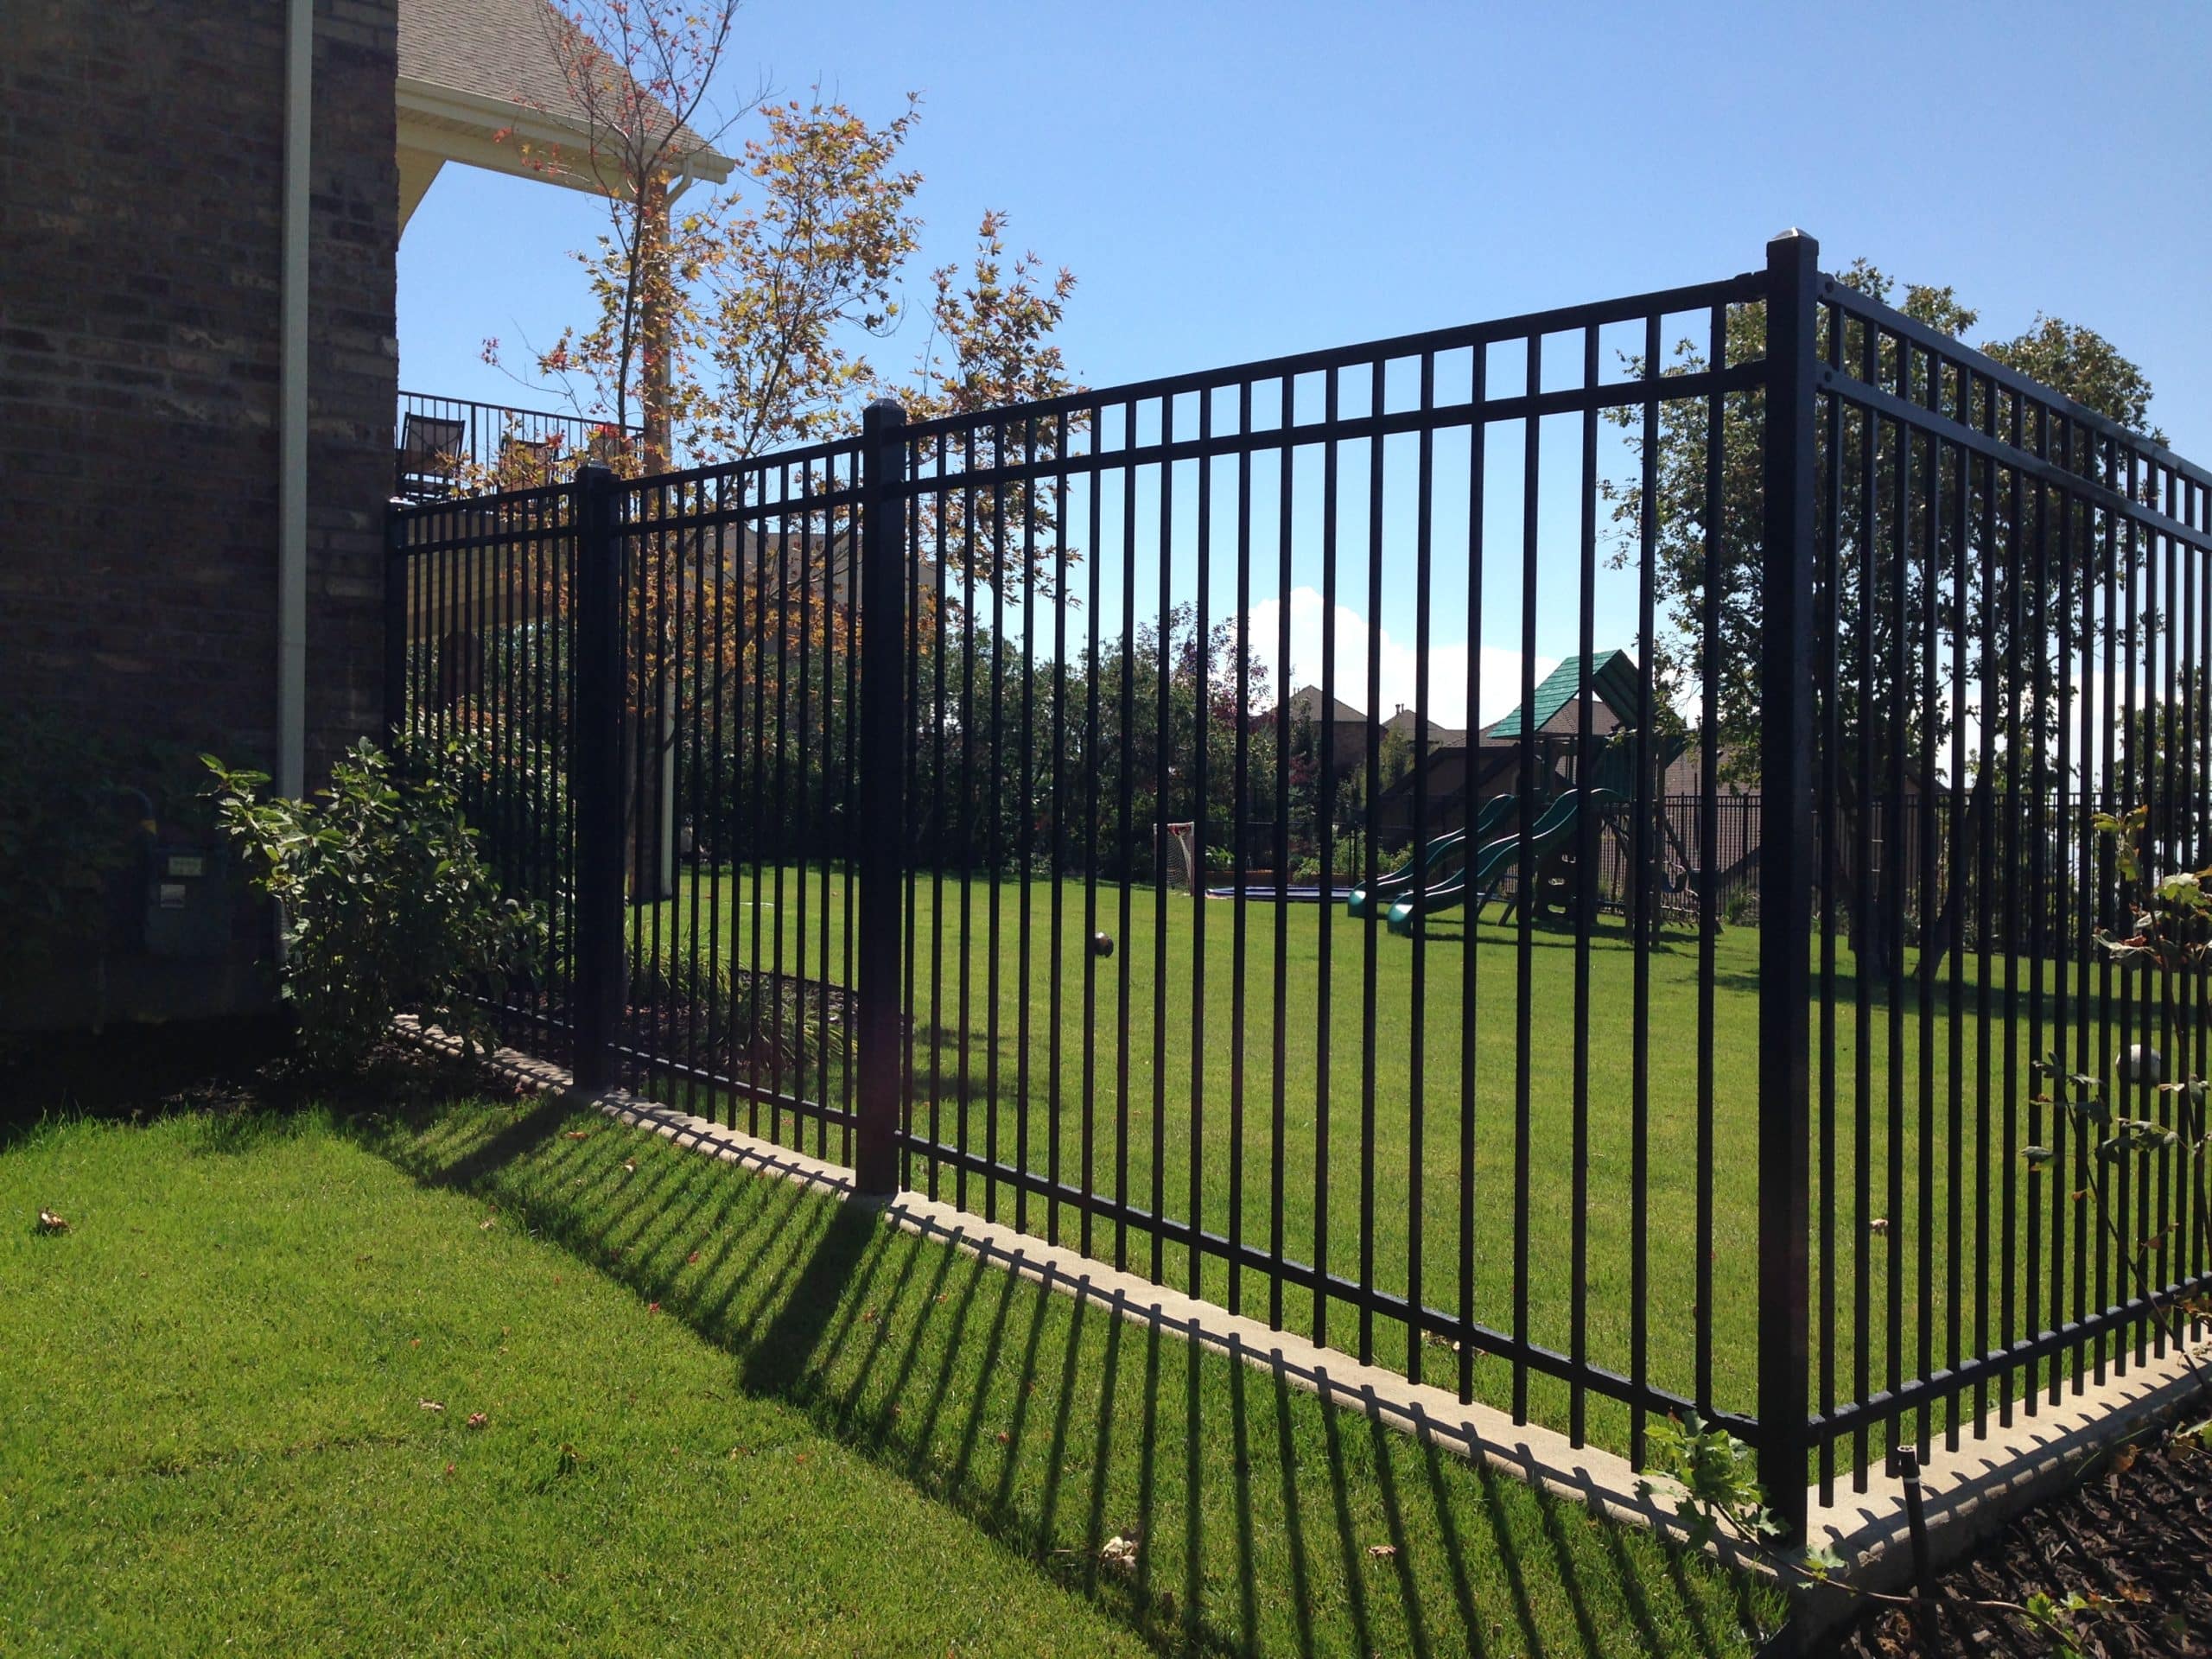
top-left (1386, 787), bottom-right (1621, 936)
top-left (1345, 794), bottom-right (1518, 920)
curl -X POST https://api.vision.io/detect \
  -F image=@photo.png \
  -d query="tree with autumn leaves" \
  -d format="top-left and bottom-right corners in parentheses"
top-left (490, 1), bottom-right (1080, 473)
top-left (474, 1), bottom-right (1084, 894)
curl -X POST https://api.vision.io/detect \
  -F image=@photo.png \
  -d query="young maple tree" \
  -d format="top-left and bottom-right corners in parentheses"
top-left (480, 1), bottom-right (1084, 898)
top-left (493, 4), bottom-right (1081, 479)
top-left (512, 0), bottom-right (751, 475)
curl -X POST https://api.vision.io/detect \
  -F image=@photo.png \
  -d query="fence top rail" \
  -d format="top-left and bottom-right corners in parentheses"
top-left (896, 268), bottom-right (1768, 445)
top-left (387, 435), bottom-right (869, 536)
top-left (391, 479), bottom-right (575, 532)
top-left (1820, 276), bottom-right (2212, 504)
top-left (613, 433), bottom-right (866, 501)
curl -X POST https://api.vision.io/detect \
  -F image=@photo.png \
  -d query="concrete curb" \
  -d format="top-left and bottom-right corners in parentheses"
top-left (392, 1016), bottom-right (2212, 1639)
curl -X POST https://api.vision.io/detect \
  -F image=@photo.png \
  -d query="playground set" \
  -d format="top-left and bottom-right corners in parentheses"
top-left (1198, 650), bottom-right (1700, 937)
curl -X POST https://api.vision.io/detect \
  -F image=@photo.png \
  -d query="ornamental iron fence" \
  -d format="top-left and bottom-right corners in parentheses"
top-left (388, 233), bottom-right (2212, 1539)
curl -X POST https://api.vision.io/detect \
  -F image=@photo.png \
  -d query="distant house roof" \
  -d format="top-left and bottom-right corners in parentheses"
top-left (1283, 684), bottom-right (1370, 727)
top-left (1482, 650), bottom-right (1646, 740)
top-left (1381, 706), bottom-right (1465, 747)
top-left (397, 0), bottom-right (733, 226)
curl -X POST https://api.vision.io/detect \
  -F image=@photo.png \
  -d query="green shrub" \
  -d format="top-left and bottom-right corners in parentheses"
top-left (205, 738), bottom-right (543, 1070)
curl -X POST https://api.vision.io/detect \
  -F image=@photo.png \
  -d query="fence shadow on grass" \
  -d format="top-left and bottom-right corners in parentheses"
top-left (356, 1088), bottom-right (1774, 1658)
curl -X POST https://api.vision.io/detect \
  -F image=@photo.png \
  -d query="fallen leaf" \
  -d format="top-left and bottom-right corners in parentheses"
top-left (444, 1462), bottom-right (455, 1477)
top-left (648, 1302), bottom-right (662, 1314)
top-left (420, 1399), bottom-right (445, 1413)
top-left (861, 1308), bottom-right (878, 1324)
top-left (410, 1338), bottom-right (422, 1348)
top-left (479, 1217), bottom-right (497, 1231)
top-left (687, 1251), bottom-right (700, 1264)
top-left (36, 1210), bottom-right (69, 1234)
top-left (467, 1412), bottom-right (488, 1430)
top-left (995, 1431), bottom-right (1010, 1444)
top-left (564, 1130), bottom-right (591, 1141)
top-left (621, 1159), bottom-right (636, 1173)
top-left (1100, 1534), bottom-right (1139, 1576)
top-left (1368, 1543), bottom-right (1398, 1559)
top-left (794, 1452), bottom-right (809, 1465)
top-left (1868, 1217), bottom-right (1890, 1235)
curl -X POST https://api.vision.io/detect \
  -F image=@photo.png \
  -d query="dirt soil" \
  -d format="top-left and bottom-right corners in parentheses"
top-left (1830, 1421), bottom-right (2212, 1656)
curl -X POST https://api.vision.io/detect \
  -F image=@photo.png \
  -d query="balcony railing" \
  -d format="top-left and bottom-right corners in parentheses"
top-left (394, 391), bottom-right (639, 502)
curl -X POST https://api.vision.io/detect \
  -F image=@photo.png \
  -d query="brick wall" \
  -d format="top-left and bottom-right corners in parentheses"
top-left (0, 0), bottom-right (398, 779)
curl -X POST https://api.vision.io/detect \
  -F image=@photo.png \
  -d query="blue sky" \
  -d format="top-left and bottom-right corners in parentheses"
top-left (399, 0), bottom-right (2209, 721)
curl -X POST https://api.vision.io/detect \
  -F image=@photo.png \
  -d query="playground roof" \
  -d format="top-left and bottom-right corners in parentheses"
top-left (1482, 650), bottom-right (1645, 740)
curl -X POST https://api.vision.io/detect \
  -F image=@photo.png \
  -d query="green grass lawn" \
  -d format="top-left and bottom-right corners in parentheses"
top-left (647, 864), bottom-right (2132, 1468)
top-left (1, 1069), bottom-right (1778, 1656)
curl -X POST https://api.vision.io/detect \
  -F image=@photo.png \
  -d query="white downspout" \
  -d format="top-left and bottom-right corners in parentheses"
top-left (277, 0), bottom-right (313, 800)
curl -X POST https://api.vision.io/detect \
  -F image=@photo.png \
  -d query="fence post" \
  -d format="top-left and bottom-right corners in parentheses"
top-left (571, 460), bottom-right (627, 1093)
top-left (855, 398), bottom-right (910, 1197)
top-left (383, 509), bottom-right (409, 744)
top-left (1758, 229), bottom-right (1819, 1542)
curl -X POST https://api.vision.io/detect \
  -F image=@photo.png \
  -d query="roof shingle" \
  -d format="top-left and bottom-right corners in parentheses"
top-left (398, 0), bottom-right (724, 168)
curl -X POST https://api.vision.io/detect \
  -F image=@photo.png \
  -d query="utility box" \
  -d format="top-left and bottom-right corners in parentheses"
top-left (143, 841), bottom-right (233, 958)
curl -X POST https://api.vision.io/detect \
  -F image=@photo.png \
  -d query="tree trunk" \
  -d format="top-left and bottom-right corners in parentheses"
top-left (639, 177), bottom-right (673, 474)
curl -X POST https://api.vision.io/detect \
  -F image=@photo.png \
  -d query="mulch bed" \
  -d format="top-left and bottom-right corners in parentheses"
top-left (1829, 1421), bottom-right (2212, 1656)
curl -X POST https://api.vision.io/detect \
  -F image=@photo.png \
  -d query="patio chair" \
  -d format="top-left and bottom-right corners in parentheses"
top-left (395, 411), bottom-right (466, 500)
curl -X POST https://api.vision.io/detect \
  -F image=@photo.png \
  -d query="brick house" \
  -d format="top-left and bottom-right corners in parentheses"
top-left (0, 0), bottom-right (723, 1029)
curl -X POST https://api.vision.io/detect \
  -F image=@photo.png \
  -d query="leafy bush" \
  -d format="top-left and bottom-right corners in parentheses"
top-left (205, 738), bottom-right (543, 1070)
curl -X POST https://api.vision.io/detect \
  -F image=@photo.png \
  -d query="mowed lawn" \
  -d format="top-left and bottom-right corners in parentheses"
top-left (0, 1086), bottom-right (1777, 1656)
top-left (649, 863), bottom-right (2120, 1467)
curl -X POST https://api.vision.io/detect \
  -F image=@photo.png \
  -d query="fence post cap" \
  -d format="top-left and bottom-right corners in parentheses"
top-left (863, 397), bottom-right (908, 429)
top-left (575, 458), bottom-right (615, 482)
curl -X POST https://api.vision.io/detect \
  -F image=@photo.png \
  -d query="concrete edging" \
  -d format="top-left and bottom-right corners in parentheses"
top-left (392, 1016), bottom-right (2212, 1636)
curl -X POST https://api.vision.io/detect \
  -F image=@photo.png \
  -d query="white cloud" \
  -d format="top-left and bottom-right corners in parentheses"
top-left (1238, 587), bottom-right (1556, 731)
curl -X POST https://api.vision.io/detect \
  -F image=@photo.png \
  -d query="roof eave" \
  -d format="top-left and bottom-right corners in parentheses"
top-left (397, 76), bottom-right (735, 195)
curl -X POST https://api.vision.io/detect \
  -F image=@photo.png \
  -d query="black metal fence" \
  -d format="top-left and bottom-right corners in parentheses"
top-left (388, 233), bottom-right (2212, 1537)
